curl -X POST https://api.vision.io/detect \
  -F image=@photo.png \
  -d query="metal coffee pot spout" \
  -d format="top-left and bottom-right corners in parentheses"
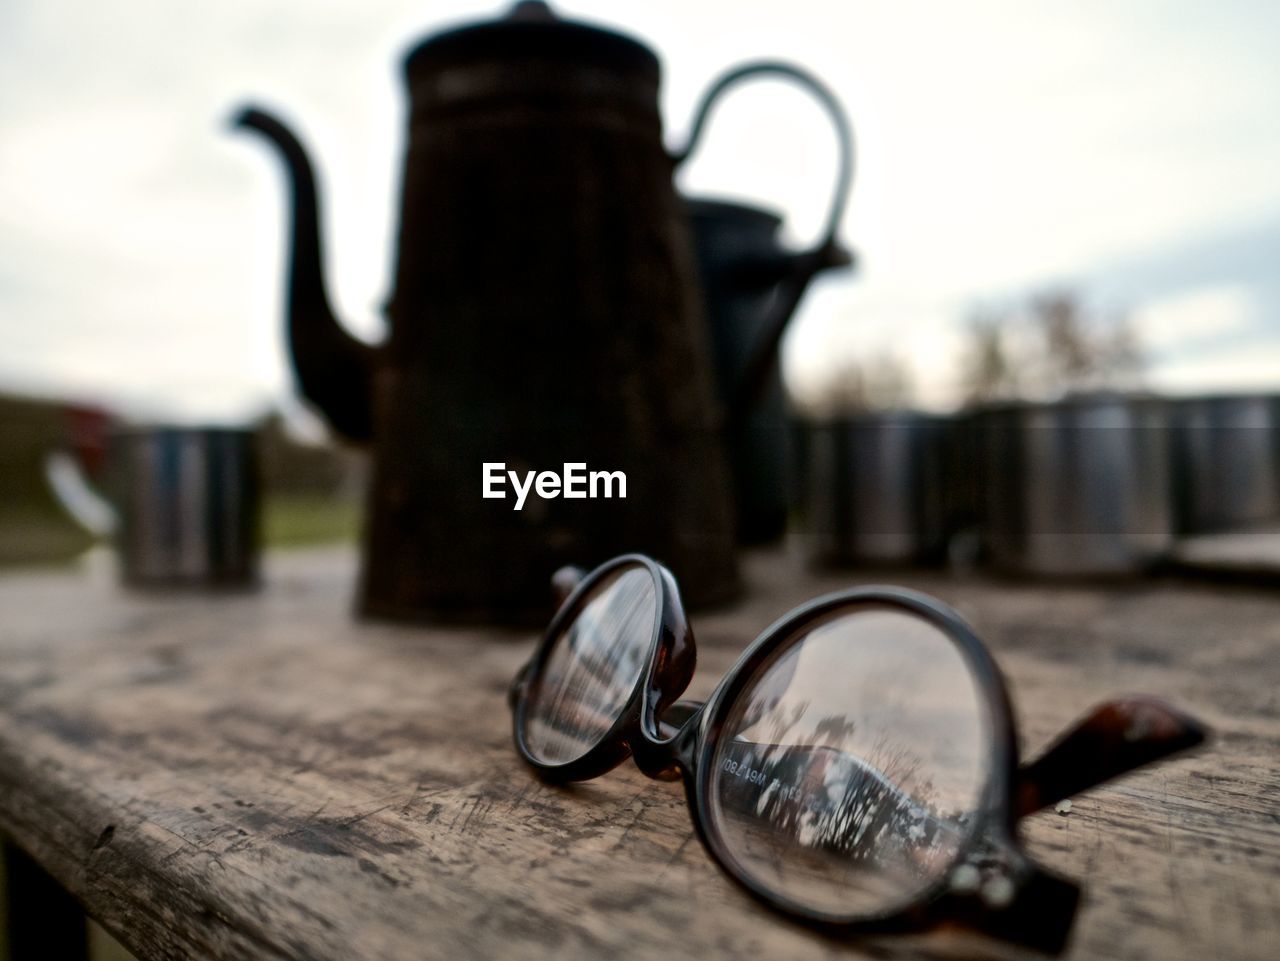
top-left (230, 108), bottom-right (377, 443)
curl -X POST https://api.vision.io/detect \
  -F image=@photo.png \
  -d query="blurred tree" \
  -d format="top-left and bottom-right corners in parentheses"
top-left (960, 290), bottom-right (1143, 403)
top-left (811, 351), bottom-right (916, 417)
top-left (1037, 291), bottom-right (1095, 388)
top-left (258, 412), bottom-right (365, 497)
top-left (961, 310), bottom-right (1018, 403)
top-left (256, 412), bottom-right (367, 548)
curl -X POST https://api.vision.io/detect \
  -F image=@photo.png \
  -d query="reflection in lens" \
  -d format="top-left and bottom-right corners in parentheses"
top-left (708, 605), bottom-right (991, 918)
top-left (523, 564), bottom-right (657, 765)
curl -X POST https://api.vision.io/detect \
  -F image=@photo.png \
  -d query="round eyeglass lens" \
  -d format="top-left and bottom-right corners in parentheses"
top-left (706, 604), bottom-right (992, 918)
top-left (522, 564), bottom-right (658, 765)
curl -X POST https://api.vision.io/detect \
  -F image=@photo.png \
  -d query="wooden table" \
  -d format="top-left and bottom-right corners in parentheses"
top-left (1, 547), bottom-right (1276, 961)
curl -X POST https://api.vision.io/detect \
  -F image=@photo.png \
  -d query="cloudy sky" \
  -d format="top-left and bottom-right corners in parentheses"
top-left (1, 0), bottom-right (1278, 421)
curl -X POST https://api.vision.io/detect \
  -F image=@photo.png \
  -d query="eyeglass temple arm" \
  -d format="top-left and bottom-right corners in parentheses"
top-left (1014, 696), bottom-right (1208, 818)
top-left (509, 566), bottom-right (592, 708)
top-left (551, 565), bottom-right (588, 608)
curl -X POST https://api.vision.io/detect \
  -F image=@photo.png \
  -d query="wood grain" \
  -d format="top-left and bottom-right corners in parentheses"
top-left (0, 547), bottom-right (1276, 961)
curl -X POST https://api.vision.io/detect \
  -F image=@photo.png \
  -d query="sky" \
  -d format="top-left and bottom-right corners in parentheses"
top-left (1, 0), bottom-right (1278, 422)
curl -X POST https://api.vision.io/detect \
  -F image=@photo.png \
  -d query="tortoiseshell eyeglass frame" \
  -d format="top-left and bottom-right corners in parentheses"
top-left (508, 554), bottom-right (1207, 955)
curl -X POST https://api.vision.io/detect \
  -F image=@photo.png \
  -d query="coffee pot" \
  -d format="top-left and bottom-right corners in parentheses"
top-left (232, 1), bottom-right (850, 623)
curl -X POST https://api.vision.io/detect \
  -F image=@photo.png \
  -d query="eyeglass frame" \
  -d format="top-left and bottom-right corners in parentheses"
top-left (508, 553), bottom-right (1207, 954)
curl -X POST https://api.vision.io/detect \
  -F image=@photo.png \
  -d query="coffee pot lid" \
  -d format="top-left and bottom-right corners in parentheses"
top-left (404, 1), bottom-right (658, 78)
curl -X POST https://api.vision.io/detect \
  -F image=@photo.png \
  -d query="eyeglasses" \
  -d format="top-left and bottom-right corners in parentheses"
top-left (508, 555), bottom-right (1207, 953)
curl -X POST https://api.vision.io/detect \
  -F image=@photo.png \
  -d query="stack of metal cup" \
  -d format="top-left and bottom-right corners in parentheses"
top-left (802, 391), bottom-right (1280, 577)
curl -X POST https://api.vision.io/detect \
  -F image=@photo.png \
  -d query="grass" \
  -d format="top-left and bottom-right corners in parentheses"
top-left (0, 512), bottom-right (94, 569)
top-left (0, 494), bottom-right (362, 569)
top-left (261, 493), bottom-right (362, 549)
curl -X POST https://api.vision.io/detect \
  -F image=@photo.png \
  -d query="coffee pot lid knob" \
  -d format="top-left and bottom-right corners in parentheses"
top-left (506, 1), bottom-right (557, 22)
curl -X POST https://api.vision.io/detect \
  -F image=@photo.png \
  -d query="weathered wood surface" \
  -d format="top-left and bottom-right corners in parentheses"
top-left (0, 547), bottom-right (1276, 961)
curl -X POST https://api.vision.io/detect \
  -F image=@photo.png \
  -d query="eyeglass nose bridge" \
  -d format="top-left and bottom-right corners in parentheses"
top-left (628, 698), bottom-right (705, 781)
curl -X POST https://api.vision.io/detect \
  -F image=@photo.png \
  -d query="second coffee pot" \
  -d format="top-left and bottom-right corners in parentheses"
top-left (234, 1), bottom-right (852, 623)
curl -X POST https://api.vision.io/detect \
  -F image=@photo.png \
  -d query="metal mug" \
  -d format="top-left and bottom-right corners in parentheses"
top-left (805, 412), bottom-right (951, 565)
top-left (1170, 394), bottom-right (1280, 535)
top-left (975, 395), bottom-right (1173, 576)
top-left (47, 427), bottom-right (260, 588)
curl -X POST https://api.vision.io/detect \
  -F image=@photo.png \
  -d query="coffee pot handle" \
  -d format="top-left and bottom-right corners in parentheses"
top-left (673, 60), bottom-right (856, 423)
top-left (673, 59), bottom-right (853, 258)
